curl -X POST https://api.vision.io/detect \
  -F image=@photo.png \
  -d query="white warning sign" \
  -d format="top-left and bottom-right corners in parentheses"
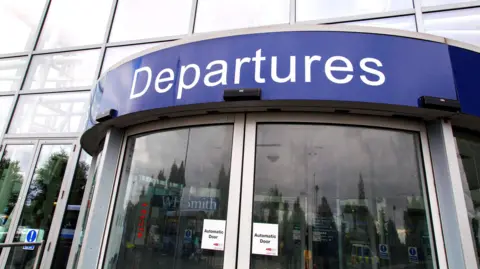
top-left (201, 219), bottom-right (226, 251)
top-left (252, 223), bottom-right (278, 256)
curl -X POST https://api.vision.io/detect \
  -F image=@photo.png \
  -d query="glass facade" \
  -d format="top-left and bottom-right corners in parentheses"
top-left (0, 0), bottom-right (479, 268)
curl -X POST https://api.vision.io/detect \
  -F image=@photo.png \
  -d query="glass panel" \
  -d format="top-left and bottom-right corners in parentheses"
top-left (195, 0), bottom-right (290, 33)
top-left (0, 96), bottom-right (14, 132)
top-left (0, 145), bottom-right (35, 251)
top-left (109, 0), bottom-right (192, 42)
top-left (0, 57), bottom-right (28, 92)
top-left (104, 125), bottom-right (233, 269)
top-left (251, 124), bottom-right (434, 269)
top-left (36, 0), bottom-right (113, 50)
top-left (454, 131), bottom-right (480, 264)
top-left (424, 8), bottom-right (480, 47)
top-left (101, 43), bottom-right (167, 74)
top-left (341, 16), bottom-right (417, 32)
top-left (0, 0), bottom-right (47, 54)
top-left (22, 50), bottom-right (101, 90)
top-left (422, 0), bottom-right (477, 6)
top-left (51, 151), bottom-right (92, 269)
top-left (6, 144), bottom-right (72, 269)
top-left (297, 0), bottom-right (413, 22)
top-left (9, 92), bottom-right (90, 134)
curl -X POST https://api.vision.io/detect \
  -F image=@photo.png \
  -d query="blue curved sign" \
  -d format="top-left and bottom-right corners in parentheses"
top-left (89, 30), bottom-right (460, 126)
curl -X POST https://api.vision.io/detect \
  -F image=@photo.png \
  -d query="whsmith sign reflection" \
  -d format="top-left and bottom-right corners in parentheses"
top-left (89, 30), bottom-right (457, 124)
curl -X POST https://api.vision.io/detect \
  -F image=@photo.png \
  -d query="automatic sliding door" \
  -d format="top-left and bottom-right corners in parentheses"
top-left (239, 116), bottom-right (437, 269)
top-left (103, 124), bottom-right (239, 269)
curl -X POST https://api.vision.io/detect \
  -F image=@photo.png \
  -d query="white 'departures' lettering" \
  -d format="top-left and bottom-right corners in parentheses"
top-left (129, 49), bottom-right (386, 99)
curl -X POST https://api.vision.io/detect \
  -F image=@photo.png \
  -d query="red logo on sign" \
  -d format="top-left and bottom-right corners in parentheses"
top-left (266, 248), bottom-right (272, 251)
top-left (137, 203), bottom-right (148, 238)
top-left (214, 243), bottom-right (219, 246)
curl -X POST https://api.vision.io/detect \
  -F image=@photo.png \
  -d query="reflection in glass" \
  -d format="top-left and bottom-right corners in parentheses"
top-left (422, 0), bottom-right (476, 6)
top-left (0, 57), bottom-right (28, 92)
top-left (424, 8), bottom-right (480, 47)
top-left (251, 124), bottom-right (434, 269)
top-left (0, 96), bottom-right (14, 132)
top-left (6, 144), bottom-right (72, 269)
top-left (455, 131), bottom-right (480, 263)
top-left (109, 0), bottom-right (192, 42)
top-left (0, 0), bottom-right (47, 54)
top-left (195, 0), bottom-right (290, 33)
top-left (297, 0), bottom-right (413, 22)
top-left (0, 145), bottom-right (35, 253)
top-left (51, 151), bottom-right (92, 269)
top-left (101, 43), bottom-right (166, 74)
top-left (104, 125), bottom-right (233, 269)
top-left (341, 16), bottom-right (417, 32)
top-left (36, 0), bottom-right (113, 50)
top-left (22, 50), bottom-right (101, 90)
top-left (9, 92), bottom-right (90, 134)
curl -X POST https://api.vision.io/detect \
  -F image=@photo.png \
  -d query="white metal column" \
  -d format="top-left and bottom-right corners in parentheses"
top-left (66, 152), bottom-right (100, 269)
top-left (75, 128), bottom-right (124, 269)
top-left (223, 113), bottom-right (246, 269)
top-left (426, 119), bottom-right (479, 269)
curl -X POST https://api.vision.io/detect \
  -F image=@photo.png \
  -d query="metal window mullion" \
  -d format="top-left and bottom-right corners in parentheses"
top-left (422, 0), bottom-right (480, 13)
top-left (413, 0), bottom-right (425, 32)
top-left (0, 52), bottom-right (30, 59)
top-left (31, 44), bottom-right (103, 56)
top-left (290, 0), bottom-right (296, 24)
top-left (426, 120), bottom-right (478, 269)
top-left (440, 121), bottom-right (479, 268)
top-left (19, 87), bottom-right (91, 95)
top-left (66, 153), bottom-right (99, 269)
top-left (0, 140), bottom-right (42, 268)
top-left (40, 140), bottom-right (80, 268)
top-left (4, 133), bottom-right (83, 140)
top-left (297, 9), bottom-right (415, 25)
top-left (105, 35), bottom-right (185, 48)
top-left (96, 132), bottom-right (127, 267)
top-left (94, 0), bottom-right (119, 81)
top-left (419, 129), bottom-right (447, 269)
top-left (0, 92), bottom-right (16, 97)
top-left (223, 113), bottom-right (245, 269)
top-left (237, 114), bottom-right (256, 269)
top-left (188, 0), bottom-right (199, 35)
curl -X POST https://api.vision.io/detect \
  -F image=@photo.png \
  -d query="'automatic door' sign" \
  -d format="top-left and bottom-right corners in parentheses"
top-left (201, 219), bottom-right (226, 251)
top-left (252, 223), bottom-right (278, 256)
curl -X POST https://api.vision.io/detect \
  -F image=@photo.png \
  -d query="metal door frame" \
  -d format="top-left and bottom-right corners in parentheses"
top-left (0, 139), bottom-right (77, 268)
top-left (92, 113), bottom-right (246, 269)
top-left (237, 112), bottom-right (448, 269)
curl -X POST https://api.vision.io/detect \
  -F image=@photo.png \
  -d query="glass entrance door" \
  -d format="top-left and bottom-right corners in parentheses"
top-left (102, 114), bottom-right (244, 269)
top-left (238, 114), bottom-right (440, 269)
top-left (0, 140), bottom-right (77, 269)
